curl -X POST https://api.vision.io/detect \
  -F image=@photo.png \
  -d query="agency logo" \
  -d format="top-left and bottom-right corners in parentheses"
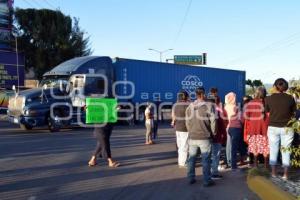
top-left (181, 75), bottom-right (203, 95)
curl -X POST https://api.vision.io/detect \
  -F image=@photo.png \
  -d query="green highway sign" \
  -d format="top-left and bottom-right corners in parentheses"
top-left (85, 98), bottom-right (118, 124)
top-left (174, 55), bottom-right (205, 65)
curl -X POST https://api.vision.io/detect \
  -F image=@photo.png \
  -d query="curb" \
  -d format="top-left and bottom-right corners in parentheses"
top-left (247, 175), bottom-right (297, 200)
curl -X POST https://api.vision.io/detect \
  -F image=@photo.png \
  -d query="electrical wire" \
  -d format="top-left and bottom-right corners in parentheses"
top-left (172, 0), bottom-right (193, 46)
top-left (43, 0), bottom-right (56, 10)
top-left (31, 0), bottom-right (44, 8)
top-left (222, 31), bottom-right (300, 66)
top-left (23, 0), bottom-right (35, 8)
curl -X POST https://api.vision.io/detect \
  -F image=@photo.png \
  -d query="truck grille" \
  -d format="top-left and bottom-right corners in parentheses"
top-left (8, 95), bottom-right (25, 116)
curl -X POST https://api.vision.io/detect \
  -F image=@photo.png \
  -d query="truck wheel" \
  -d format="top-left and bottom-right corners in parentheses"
top-left (48, 112), bottom-right (61, 132)
top-left (20, 124), bottom-right (33, 130)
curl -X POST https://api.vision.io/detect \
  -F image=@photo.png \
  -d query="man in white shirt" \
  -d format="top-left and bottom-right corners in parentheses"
top-left (145, 102), bottom-right (154, 145)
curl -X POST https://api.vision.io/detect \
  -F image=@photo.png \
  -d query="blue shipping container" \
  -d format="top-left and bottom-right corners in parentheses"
top-left (113, 58), bottom-right (245, 104)
top-left (45, 56), bottom-right (245, 104)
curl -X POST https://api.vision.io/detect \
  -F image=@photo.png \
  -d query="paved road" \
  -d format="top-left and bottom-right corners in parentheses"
top-left (0, 121), bottom-right (259, 200)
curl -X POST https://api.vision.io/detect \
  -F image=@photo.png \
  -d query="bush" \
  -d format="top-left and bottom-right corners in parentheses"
top-left (287, 85), bottom-right (300, 168)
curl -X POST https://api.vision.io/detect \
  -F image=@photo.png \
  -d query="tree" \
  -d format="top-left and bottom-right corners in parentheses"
top-left (286, 85), bottom-right (300, 168)
top-left (252, 80), bottom-right (263, 88)
top-left (14, 8), bottom-right (92, 78)
top-left (289, 78), bottom-right (300, 87)
top-left (246, 79), bottom-right (254, 90)
top-left (246, 79), bottom-right (264, 96)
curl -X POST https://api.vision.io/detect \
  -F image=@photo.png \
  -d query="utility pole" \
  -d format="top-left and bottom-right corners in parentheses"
top-left (148, 48), bottom-right (173, 62)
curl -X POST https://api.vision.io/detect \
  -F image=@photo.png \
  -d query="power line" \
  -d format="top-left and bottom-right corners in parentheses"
top-left (31, 0), bottom-right (44, 8)
top-left (172, 0), bottom-right (193, 46)
top-left (222, 31), bottom-right (300, 66)
top-left (23, 0), bottom-right (35, 8)
top-left (43, 0), bottom-right (57, 10)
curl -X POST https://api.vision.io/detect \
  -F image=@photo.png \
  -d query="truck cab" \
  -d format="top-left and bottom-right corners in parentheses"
top-left (7, 56), bottom-right (114, 131)
top-left (7, 85), bottom-right (70, 131)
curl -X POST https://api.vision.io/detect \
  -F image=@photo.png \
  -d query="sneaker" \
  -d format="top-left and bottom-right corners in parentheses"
top-left (203, 180), bottom-right (215, 187)
top-left (218, 165), bottom-right (226, 171)
top-left (189, 179), bottom-right (196, 185)
top-left (211, 174), bottom-right (223, 180)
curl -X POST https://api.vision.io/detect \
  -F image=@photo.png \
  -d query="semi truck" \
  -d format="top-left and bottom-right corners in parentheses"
top-left (7, 56), bottom-right (245, 131)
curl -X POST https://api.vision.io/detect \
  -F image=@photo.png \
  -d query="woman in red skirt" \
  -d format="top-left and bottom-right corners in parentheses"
top-left (244, 87), bottom-right (269, 168)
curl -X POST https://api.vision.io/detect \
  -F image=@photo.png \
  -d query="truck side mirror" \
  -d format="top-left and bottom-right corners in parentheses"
top-left (59, 82), bottom-right (67, 93)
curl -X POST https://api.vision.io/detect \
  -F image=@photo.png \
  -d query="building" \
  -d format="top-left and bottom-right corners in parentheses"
top-left (0, 0), bottom-right (24, 89)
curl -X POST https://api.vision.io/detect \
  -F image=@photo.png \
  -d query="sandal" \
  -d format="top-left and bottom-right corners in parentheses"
top-left (109, 162), bottom-right (120, 168)
top-left (88, 159), bottom-right (97, 167)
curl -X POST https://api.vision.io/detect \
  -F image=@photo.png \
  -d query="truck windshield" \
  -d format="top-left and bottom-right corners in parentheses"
top-left (84, 77), bottom-right (105, 96)
top-left (40, 76), bottom-right (69, 88)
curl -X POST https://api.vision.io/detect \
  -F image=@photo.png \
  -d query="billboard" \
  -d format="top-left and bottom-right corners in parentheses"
top-left (0, 0), bottom-right (13, 49)
top-left (0, 50), bottom-right (24, 88)
top-left (0, 0), bottom-right (13, 28)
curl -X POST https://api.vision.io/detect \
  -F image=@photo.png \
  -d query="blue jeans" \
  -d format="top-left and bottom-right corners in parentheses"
top-left (226, 133), bottom-right (231, 166)
top-left (211, 143), bottom-right (222, 175)
top-left (268, 126), bottom-right (294, 167)
top-left (187, 139), bottom-right (212, 184)
top-left (228, 128), bottom-right (242, 169)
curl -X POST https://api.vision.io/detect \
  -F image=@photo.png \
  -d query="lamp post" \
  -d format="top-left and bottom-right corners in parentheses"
top-left (12, 28), bottom-right (24, 93)
top-left (148, 48), bottom-right (173, 62)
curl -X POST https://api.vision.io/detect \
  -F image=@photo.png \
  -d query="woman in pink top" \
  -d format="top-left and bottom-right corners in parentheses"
top-left (224, 92), bottom-right (243, 170)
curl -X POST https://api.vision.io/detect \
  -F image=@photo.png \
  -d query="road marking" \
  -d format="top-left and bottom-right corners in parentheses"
top-left (28, 196), bottom-right (36, 200)
top-left (0, 157), bottom-right (16, 162)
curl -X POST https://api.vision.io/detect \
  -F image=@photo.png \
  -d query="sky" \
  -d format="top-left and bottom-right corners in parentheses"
top-left (15, 0), bottom-right (300, 84)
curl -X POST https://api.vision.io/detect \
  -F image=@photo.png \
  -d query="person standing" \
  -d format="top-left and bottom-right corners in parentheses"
top-left (88, 123), bottom-right (120, 168)
top-left (265, 78), bottom-right (296, 180)
top-left (242, 95), bottom-right (254, 166)
top-left (224, 92), bottom-right (243, 170)
top-left (207, 88), bottom-right (227, 179)
top-left (244, 87), bottom-right (269, 168)
top-left (171, 90), bottom-right (190, 168)
top-left (243, 96), bottom-right (253, 144)
top-left (186, 87), bottom-right (217, 186)
top-left (145, 102), bottom-right (154, 145)
top-left (153, 99), bottom-right (159, 140)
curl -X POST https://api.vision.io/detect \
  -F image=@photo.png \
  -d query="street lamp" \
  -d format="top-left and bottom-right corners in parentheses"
top-left (12, 27), bottom-right (24, 94)
top-left (148, 48), bottom-right (173, 62)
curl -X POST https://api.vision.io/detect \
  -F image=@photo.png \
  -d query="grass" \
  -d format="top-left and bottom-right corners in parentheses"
top-left (248, 167), bottom-right (271, 178)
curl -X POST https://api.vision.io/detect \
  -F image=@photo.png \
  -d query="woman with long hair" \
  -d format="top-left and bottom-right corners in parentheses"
top-left (224, 92), bottom-right (244, 170)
